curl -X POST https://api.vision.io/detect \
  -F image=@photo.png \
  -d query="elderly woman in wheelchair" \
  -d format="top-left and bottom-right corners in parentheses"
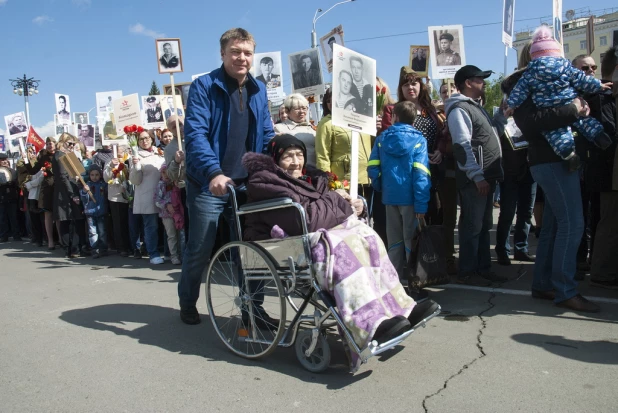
top-left (205, 134), bottom-right (439, 372)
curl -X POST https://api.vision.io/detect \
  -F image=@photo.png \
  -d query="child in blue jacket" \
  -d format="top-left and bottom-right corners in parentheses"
top-left (80, 165), bottom-right (108, 258)
top-left (368, 101), bottom-right (431, 279)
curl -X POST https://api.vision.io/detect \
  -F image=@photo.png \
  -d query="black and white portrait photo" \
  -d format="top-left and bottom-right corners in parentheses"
top-left (289, 48), bottom-right (324, 97)
top-left (55, 93), bottom-right (71, 125)
top-left (155, 38), bottom-right (183, 74)
top-left (502, 0), bottom-right (516, 47)
top-left (331, 44), bottom-right (376, 136)
top-left (320, 25), bottom-right (344, 73)
top-left (142, 95), bottom-right (164, 128)
top-left (428, 25), bottom-right (466, 79)
top-left (4, 112), bottom-right (28, 137)
top-left (252, 52), bottom-right (284, 101)
top-left (54, 115), bottom-right (65, 135)
top-left (409, 46), bottom-right (430, 76)
top-left (77, 124), bottom-right (95, 149)
top-left (74, 112), bottom-right (89, 125)
top-left (552, 0), bottom-right (563, 43)
top-left (162, 95), bottom-right (184, 122)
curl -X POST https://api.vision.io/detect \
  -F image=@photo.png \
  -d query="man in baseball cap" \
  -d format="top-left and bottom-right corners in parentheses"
top-left (444, 64), bottom-right (506, 287)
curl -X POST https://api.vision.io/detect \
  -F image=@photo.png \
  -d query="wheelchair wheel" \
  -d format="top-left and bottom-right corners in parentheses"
top-left (295, 329), bottom-right (331, 373)
top-left (206, 241), bottom-right (286, 359)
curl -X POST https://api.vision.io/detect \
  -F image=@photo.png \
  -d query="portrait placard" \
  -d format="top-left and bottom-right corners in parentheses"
top-left (428, 25), bottom-right (466, 80)
top-left (54, 114), bottom-right (66, 136)
top-left (331, 44), bottom-right (377, 136)
top-left (161, 95), bottom-right (184, 122)
top-left (76, 123), bottom-right (95, 151)
top-left (289, 48), bottom-right (325, 98)
top-left (0, 135), bottom-right (5, 152)
top-left (55, 93), bottom-right (71, 126)
top-left (4, 112), bottom-right (28, 138)
top-left (141, 95), bottom-right (165, 128)
top-left (155, 38), bottom-right (183, 74)
top-left (409, 45), bottom-right (430, 77)
top-left (251, 51), bottom-right (285, 101)
top-left (552, 0), bottom-right (563, 44)
top-left (96, 90), bottom-right (123, 123)
top-left (73, 112), bottom-right (89, 125)
top-left (112, 93), bottom-right (142, 137)
top-left (320, 25), bottom-right (344, 73)
top-left (502, 0), bottom-right (516, 48)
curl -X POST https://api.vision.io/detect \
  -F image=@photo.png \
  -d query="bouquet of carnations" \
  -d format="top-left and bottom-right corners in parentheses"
top-left (40, 161), bottom-right (53, 177)
top-left (326, 172), bottom-right (349, 191)
top-left (107, 162), bottom-right (128, 186)
top-left (124, 124), bottom-right (145, 156)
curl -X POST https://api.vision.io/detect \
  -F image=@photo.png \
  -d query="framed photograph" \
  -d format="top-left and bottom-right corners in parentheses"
top-left (161, 95), bottom-right (184, 122)
top-left (502, 0), bottom-right (516, 47)
top-left (4, 112), bottom-right (28, 138)
top-left (142, 95), bottom-right (165, 128)
top-left (251, 51), bottom-right (285, 101)
top-left (55, 93), bottom-right (71, 125)
top-left (552, 0), bottom-right (563, 44)
top-left (409, 45), bottom-right (430, 77)
top-left (76, 123), bottom-right (95, 151)
top-left (288, 48), bottom-right (324, 98)
top-left (73, 112), bottom-right (89, 125)
top-left (331, 44), bottom-right (377, 135)
top-left (428, 25), bottom-right (466, 79)
top-left (319, 25), bottom-right (344, 73)
top-left (155, 38), bottom-right (183, 74)
top-left (53, 115), bottom-right (65, 136)
top-left (96, 90), bottom-right (122, 123)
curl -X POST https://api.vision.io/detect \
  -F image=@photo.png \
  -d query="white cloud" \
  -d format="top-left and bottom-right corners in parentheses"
top-left (0, 0), bottom-right (8, 6)
top-left (32, 121), bottom-right (56, 139)
top-left (129, 23), bottom-right (165, 39)
top-left (33, 15), bottom-right (53, 25)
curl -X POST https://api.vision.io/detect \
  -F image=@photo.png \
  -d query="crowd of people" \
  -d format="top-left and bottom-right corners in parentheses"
top-left (1, 27), bottom-right (616, 334)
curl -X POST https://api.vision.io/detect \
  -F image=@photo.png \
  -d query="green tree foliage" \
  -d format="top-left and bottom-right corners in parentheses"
top-left (148, 81), bottom-right (160, 96)
top-left (483, 76), bottom-right (504, 117)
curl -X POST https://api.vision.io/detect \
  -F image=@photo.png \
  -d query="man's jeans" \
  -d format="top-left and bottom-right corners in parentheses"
top-left (0, 202), bottom-right (19, 239)
top-left (458, 181), bottom-right (495, 276)
top-left (530, 162), bottom-right (583, 303)
top-left (141, 213), bottom-right (160, 259)
top-left (86, 215), bottom-right (108, 251)
top-left (495, 171), bottom-right (537, 256)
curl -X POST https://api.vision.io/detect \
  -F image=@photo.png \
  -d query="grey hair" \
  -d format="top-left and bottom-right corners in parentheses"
top-left (283, 93), bottom-right (309, 111)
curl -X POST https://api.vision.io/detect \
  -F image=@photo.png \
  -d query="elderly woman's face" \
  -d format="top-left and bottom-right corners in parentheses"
top-left (278, 147), bottom-right (304, 178)
top-left (138, 131), bottom-right (153, 150)
top-left (287, 102), bottom-right (308, 123)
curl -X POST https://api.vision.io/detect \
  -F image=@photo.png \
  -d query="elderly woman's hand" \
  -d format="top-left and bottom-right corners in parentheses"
top-left (350, 198), bottom-right (364, 216)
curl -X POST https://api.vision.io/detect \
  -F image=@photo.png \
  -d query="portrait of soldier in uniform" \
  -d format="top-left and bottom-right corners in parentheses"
top-left (436, 32), bottom-right (461, 66)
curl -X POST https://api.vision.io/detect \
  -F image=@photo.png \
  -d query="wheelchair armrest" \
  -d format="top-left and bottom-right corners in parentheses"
top-left (238, 197), bottom-right (294, 213)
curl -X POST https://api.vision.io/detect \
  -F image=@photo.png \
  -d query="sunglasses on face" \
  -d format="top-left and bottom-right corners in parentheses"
top-left (66, 142), bottom-right (76, 147)
top-left (581, 65), bottom-right (597, 71)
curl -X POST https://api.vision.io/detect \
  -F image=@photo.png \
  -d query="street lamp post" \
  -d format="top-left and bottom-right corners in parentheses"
top-left (311, 0), bottom-right (355, 48)
top-left (10, 74), bottom-right (40, 127)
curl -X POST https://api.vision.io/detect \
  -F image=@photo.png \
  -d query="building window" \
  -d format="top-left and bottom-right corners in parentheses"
top-left (564, 44), bottom-right (570, 54)
top-left (580, 40), bottom-right (587, 50)
top-left (600, 36), bottom-right (607, 46)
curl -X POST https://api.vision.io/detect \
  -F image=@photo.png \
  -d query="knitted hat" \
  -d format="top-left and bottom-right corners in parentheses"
top-left (269, 134), bottom-right (307, 166)
top-left (88, 164), bottom-right (102, 175)
top-left (530, 25), bottom-right (562, 59)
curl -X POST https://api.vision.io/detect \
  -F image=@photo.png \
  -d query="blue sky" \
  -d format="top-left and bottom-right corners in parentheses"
top-left (0, 0), bottom-right (614, 137)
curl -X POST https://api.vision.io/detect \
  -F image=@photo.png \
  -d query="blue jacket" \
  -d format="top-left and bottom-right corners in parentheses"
top-left (185, 65), bottom-right (275, 191)
top-left (367, 123), bottom-right (431, 213)
top-left (80, 180), bottom-right (108, 217)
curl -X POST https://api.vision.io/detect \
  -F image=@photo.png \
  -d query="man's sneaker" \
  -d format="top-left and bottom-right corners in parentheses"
top-left (496, 252), bottom-right (511, 266)
top-left (479, 271), bottom-right (509, 283)
top-left (556, 294), bottom-right (600, 313)
top-left (590, 278), bottom-right (618, 290)
top-left (513, 251), bottom-right (535, 262)
top-left (133, 249), bottom-right (142, 259)
top-left (91, 250), bottom-right (100, 259)
top-left (171, 257), bottom-right (181, 265)
top-left (456, 272), bottom-right (492, 287)
top-left (150, 257), bottom-right (164, 265)
top-left (180, 306), bottom-right (201, 325)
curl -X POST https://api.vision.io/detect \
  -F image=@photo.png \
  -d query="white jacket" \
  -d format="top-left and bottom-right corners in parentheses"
top-left (129, 149), bottom-right (164, 214)
top-left (25, 170), bottom-right (44, 201)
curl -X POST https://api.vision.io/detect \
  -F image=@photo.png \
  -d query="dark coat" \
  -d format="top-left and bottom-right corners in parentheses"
top-left (52, 151), bottom-right (83, 221)
top-left (242, 152), bottom-right (354, 241)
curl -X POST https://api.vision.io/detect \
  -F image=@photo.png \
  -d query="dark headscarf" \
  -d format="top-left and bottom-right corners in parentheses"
top-left (269, 134), bottom-right (307, 166)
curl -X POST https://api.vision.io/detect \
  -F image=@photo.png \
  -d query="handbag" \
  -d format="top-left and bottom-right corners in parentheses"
top-left (407, 219), bottom-right (450, 289)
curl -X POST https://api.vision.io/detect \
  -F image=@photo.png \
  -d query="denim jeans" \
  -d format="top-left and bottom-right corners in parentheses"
top-left (86, 215), bottom-right (108, 251)
top-left (140, 213), bottom-right (160, 258)
top-left (458, 180), bottom-right (495, 275)
top-left (178, 180), bottom-right (261, 310)
top-left (0, 202), bottom-right (19, 239)
top-left (530, 162), bottom-right (583, 303)
top-left (128, 207), bottom-right (144, 251)
top-left (495, 171), bottom-right (537, 255)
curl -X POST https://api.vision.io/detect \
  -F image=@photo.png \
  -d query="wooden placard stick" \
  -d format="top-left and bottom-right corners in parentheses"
top-left (170, 72), bottom-right (183, 152)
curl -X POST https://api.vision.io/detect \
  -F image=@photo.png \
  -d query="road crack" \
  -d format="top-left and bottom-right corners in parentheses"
top-left (422, 292), bottom-right (496, 412)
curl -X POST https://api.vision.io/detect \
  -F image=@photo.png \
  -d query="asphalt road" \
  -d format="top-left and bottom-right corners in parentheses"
top-left (1, 229), bottom-right (617, 413)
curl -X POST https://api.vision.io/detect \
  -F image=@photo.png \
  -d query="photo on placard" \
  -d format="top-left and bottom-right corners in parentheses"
top-left (96, 90), bottom-right (122, 122)
top-left (55, 93), bottom-right (71, 125)
top-left (54, 115), bottom-right (65, 135)
top-left (289, 48), bottom-right (324, 98)
top-left (161, 95), bottom-right (184, 121)
top-left (428, 25), bottom-right (466, 80)
top-left (331, 44), bottom-right (377, 136)
top-left (76, 124), bottom-right (95, 150)
top-left (319, 25), bottom-right (344, 73)
top-left (409, 45), bottom-right (430, 76)
top-left (74, 112), bottom-right (89, 125)
top-left (142, 95), bottom-right (165, 128)
top-left (252, 51), bottom-right (285, 101)
top-left (155, 38), bottom-right (183, 74)
top-left (552, 0), bottom-right (563, 43)
top-left (4, 112), bottom-right (28, 137)
top-left (502, 0), bottom-right (515, 47)
top-left (101, 112), bottom-right (125, 146)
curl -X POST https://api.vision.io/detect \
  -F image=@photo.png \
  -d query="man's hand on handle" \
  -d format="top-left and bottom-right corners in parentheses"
top-left (209, 174), bottom-right (234, 196)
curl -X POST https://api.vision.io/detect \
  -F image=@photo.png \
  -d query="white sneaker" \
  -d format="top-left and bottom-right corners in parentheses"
top-left (171, 257), bottom-right (181, 265)
top-left (150, 257), bottom-right (164, 265)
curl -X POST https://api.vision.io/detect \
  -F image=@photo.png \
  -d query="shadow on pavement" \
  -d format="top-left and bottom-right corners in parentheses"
top-left (58, 303), bottom-right (372, 389)
top-left (511, 333), bottom-right (618, 365)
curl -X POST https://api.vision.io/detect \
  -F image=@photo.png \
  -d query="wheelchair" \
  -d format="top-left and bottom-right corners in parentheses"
top-left (204, 186), bottom-right (441, 373)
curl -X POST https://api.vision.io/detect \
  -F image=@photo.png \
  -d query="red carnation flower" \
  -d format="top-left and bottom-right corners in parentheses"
top-left (129, 125), bottom-right (138, 133)
top-left (137, 126), bottom-right (144, 133)
top-left (123, 126), bottom-right (131, 134)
